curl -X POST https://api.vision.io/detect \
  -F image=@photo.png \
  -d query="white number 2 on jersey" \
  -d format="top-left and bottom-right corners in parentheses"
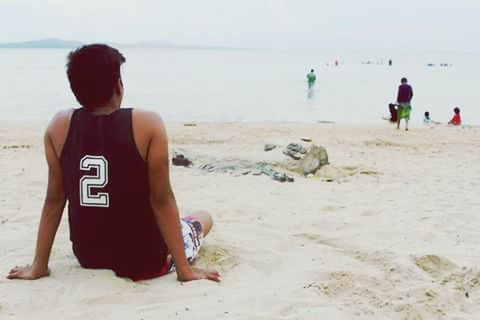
top-left (79, 155), bottom-right (110, 207)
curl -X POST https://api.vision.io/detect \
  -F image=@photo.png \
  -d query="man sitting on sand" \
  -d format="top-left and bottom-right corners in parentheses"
top-left (7, 44), bottom-right (220, 282)
top-left (396, 77), bottom-right (413, 131)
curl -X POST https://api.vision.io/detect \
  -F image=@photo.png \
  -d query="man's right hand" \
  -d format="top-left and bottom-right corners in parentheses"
top-left (177, 267), bottom-right (221, 283)
top-left (7, 264), bottom-right (50, 280)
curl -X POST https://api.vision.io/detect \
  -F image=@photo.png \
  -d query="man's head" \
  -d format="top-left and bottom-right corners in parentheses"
top-left (401, 77), bottom-right (408, 84)
top-left (311, 69), bottom-right (314, 73)
top-left (454, 107), bottom-right (460, 114)
top-left (424, 111), bottom-right (430, 118)
top-left (67, 44), bottom-right (126, 110)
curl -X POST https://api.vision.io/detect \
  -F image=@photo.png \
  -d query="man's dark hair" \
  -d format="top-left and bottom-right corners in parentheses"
top-left (401, 77), bottom-right (408, 83)
top-left (454, 107), bottom-right (460, 114)
top-left (311, 69), bottom-right (314, 72)
top-left (67, 44), bottom-right (126, 109)
top-left (424, 111), bottom-right (430, 117)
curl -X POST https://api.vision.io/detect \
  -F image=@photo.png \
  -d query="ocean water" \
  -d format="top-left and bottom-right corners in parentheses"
top-left (0, 48), bottom-right (479, 124)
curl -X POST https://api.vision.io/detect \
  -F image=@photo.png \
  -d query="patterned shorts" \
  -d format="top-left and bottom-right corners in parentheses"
top-left (167, 216), bottom-right (204, 272)
top-left (397, 103), bottom-right (412, 120)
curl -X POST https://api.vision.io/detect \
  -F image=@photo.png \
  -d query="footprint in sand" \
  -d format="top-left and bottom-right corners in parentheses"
top-left (293, 233), bottom-right (339, 248)
top-left (414, 255), bottom-right (456, 278)
top-left (364, 139), bottom-right (404, 148)
top-left (415, 254), bottom-right (480, 293)
top-left (195, 245), bottom-right (239, 272)
top-left (297, 238), bottom-right (480, 318)
top-left (315, 165), bottom-right (380, 182)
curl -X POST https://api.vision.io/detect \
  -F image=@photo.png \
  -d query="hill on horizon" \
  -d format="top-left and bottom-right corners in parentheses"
top-left (0, 38), bottom-right (83, 48)
top-left (0, 38), bottom-right (179, 49)
top-left (0, 38), bottom-right (244, 50)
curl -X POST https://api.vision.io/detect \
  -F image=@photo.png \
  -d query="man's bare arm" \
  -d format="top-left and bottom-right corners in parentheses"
top-left (7, 126), bottom-right (66, 280)
top-left (145, 113), bottom-right (219, 282)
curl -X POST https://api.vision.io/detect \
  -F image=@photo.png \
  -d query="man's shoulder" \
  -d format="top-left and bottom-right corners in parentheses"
top-left (46, 109), bottom-right (75, 136)
top-left (131, 108), bottom-right (167, 143)
top-left (132, 109), bottom-right (164, 128)
top-left (130, 109), bottom-right (167, 161)
top-left (45, 108), bottom-right (75, 157)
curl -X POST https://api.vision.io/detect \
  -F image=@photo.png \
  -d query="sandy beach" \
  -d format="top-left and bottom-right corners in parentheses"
top-left (1, 120), bottom-right (479, 319)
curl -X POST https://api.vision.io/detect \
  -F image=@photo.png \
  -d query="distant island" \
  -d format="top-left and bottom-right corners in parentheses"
top-left (0, 38), bottom-right (83, 48)
top-left (0, 38), bottom-right (241, 50)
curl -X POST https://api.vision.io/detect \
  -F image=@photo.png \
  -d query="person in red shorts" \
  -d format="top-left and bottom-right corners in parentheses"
top-left (7, 44), bottom-right (220, 282)
top-left (448, 107), bottom-right (462, 126)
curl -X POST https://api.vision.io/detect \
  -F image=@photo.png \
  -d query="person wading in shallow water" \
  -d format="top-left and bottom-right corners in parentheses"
top-left (307, 69), bottom-right (316, 89)
top-left (396, 77), bottom-right (413, 131)
top-left (7, 44), bottom-right (220, 283)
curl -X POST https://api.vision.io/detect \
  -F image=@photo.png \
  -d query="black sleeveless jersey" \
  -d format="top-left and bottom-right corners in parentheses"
top-left (60, 108), bottom-right (168, 280)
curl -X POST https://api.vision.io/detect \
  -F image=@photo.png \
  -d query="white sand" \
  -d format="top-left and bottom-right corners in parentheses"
top-left (1, 121), bottom-right (480, 319)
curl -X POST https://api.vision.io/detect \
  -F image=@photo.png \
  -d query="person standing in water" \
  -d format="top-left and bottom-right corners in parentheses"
top-left (307, 69), bottom-right (316, 89)
top-left (396, 77), bottom-right (413, 131)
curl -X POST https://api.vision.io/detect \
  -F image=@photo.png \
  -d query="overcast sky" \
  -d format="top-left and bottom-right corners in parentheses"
top-left (0, 0), bottom-right (479, 52)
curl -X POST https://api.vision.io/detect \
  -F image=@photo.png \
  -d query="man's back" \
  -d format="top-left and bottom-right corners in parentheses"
top-left (397, 83), bottom-right (413, 103)
top-left (60, 108), bottom-right (168, 280)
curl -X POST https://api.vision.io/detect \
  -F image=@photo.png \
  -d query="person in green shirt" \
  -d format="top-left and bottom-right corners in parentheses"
top-left (307, 69), bottom-right (316, 89)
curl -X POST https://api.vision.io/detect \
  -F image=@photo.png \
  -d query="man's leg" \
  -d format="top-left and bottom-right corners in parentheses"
top-left (184, 210), bottom-right (213, 236)
top-left (167, 211), bottom-right (213, 272)
top-left (396, 107), bottom-right (401, 129)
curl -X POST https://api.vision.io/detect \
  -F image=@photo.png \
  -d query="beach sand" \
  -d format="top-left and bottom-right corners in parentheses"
top-left (1, 121), bottom-right (479, 319)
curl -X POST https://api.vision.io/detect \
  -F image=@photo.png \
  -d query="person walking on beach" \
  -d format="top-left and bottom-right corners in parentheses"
top-left (7, 44), bottom-right (220, 282)
top-left (396, 77), bottom-right (413, 131)
top-left (307, 69), bottom-right (316, 89)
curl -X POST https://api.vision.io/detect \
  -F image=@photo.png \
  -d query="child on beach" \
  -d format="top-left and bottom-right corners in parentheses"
top-left (423, 111), bottom-right (432, 124)
top-left (7, 44), bottom-right (220, 282)
top-left (423, 111), bottom-right (441, 125)
top-left (448, 107), bottom-right (462, 126)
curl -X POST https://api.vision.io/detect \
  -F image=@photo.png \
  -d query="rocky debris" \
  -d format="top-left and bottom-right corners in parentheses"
top-left (283, 143), bottom-right (307, 160)
top-left (256, 164), bottom-right (294, 183)
top-left (173, 141), bottom-right (329, 182)
top-left (172, 154), bottom-right (193, 167)
top-left (2, 144), bottom-right (31, 149)
top-left (286, 143), bottom-right (307, 154)
top-left (283, 149), bottom-right (302, 160)
top-left (264, 144), bottom-right (277, 151)
top-left (197, 159), bottom-right (294, 183)
top-left (272, 172), bottom-right (294, 182)
top-left (252, 169), bottom-right (262, 175)
top-left (283, 144), bottom-right (329, 176)
top-left (300, 145), bottom-right (329, 175)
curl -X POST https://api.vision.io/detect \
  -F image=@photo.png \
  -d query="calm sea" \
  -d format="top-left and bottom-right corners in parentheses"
top-left (0, 48), bottom-right (479, 124)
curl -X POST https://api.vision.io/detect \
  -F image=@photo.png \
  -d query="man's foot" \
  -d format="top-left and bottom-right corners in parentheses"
top-left (406, 128), bottom-right (409, 131)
